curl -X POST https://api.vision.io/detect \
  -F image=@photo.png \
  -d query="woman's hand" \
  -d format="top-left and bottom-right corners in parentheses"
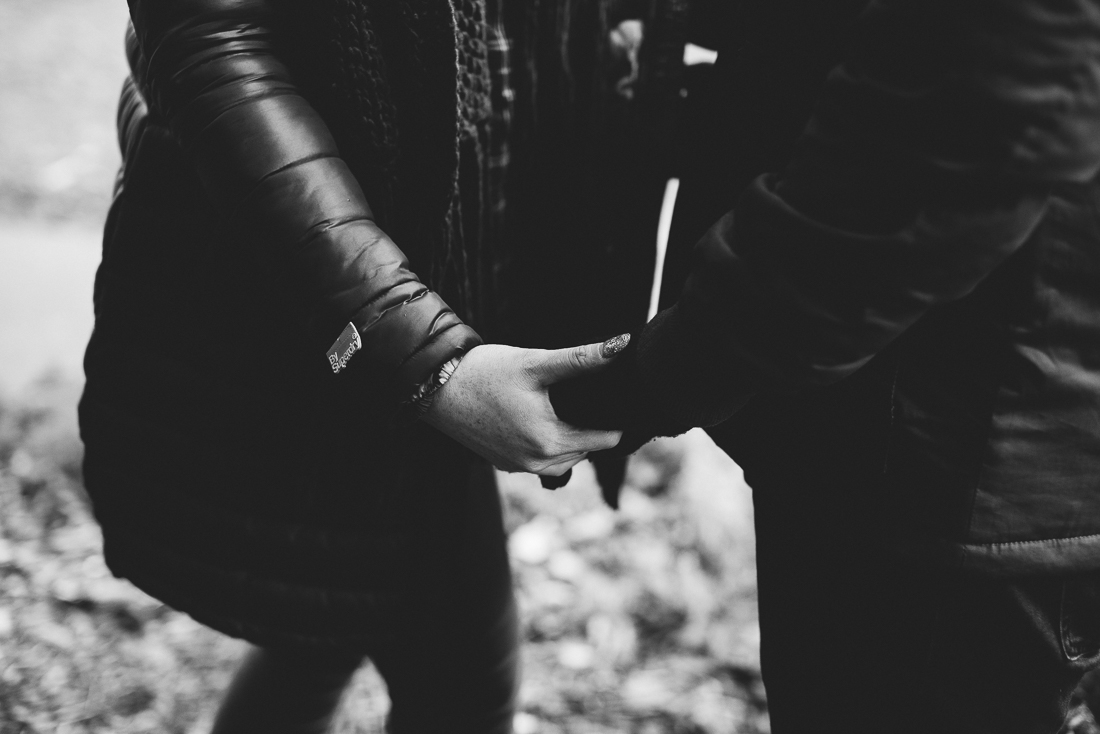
top-left (423, 343), bottom-right (623, 475)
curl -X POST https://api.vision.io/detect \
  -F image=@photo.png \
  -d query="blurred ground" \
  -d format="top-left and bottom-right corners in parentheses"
top-left (0, 1), bottom-right (769, 732)
top-left (498, 438), bottom-right (763, 734)
top-left (0, 382), bottom-right (763, 733)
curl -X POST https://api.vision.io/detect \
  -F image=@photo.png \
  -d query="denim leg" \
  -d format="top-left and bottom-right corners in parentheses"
top-left (208, 460), bottom-right (518, 734)
top-left (717, 383), bottom-right (1100, 734)
top-left (370, 461), bottom-right (520, 734)
top-left (209, 647), bottom-right (365, 734)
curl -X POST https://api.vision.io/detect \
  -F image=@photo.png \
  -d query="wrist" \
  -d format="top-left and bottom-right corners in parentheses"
top-left (402, 354), bottom-right (464, 423)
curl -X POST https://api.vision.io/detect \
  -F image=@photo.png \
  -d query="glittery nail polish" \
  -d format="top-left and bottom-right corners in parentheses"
top-left (601, 333), bottom-right (631, 358)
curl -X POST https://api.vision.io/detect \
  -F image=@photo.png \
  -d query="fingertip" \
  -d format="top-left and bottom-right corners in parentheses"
top-left (600, 333), bottom-right (631, 359)
top-left (588, 430), bottom-right (622, 452)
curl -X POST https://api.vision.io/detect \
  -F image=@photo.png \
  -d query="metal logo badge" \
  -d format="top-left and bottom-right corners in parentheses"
top-left (326, 322), bottom-right (362, 374)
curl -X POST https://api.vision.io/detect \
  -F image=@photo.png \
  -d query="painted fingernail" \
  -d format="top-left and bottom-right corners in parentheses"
top-left (601, 333), bottom-right (631, 358)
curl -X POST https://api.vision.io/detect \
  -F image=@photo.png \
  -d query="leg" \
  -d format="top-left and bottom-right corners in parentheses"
top-left (208, 457), bottom-right (517, 734)
top-left (209, 646), bottom-right (364, 734)
top-left (369, 460), bottom-right (519, 734)
top-left (710, 380), bottom-right (1100, 734)
top-left (735, 393), bottom-right (916, 733)
top-left (752, 496), bottom-right (1095, 734)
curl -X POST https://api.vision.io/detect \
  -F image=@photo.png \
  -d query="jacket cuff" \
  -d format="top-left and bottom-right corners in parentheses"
top-left (549, 303), bottom-right (762, 453)
top-left (549, 318), bottom-right (696, 450)
top-left (394, 322), bottom-right (481, 403)
top-left (633, 305), bottom-right (759, 428)
top-left (339, 289), bottom-right (481, 403)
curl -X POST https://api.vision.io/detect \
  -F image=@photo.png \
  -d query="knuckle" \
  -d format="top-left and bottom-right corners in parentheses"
top-left (519, 431), bottom-right (545, 455)
top-left (523, 458), bottom-right (547, 474)
top-left (533, 444), bottom-right (556, 462)
top-left (545, 438), bottom-right (571, 460)
top-left (528, 435), bottom-right (561, 462)
top-left (520, 351), bottom-right (542, 379)
top-left (570, 347), bottom-right (589, 370)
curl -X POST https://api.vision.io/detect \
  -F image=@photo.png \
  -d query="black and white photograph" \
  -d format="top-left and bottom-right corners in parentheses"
top-left (3, 1), bottom-right (1100, 732)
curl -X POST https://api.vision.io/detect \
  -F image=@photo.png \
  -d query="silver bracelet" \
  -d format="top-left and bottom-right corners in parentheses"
top-left (402, 355), bottom-right (463, 421)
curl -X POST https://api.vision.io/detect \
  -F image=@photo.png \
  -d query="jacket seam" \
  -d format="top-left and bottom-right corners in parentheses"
top-left (292, 215), bottom-right (376, 254)
top-left (251, 151), bottom-right (338, 190)
top-left (958, 532), bottom-right (1100, 550)
top-left (962, 339), bottom-right (1017, 542)
top-left (397, 321), bottom-right (463, 373)
top-left (224, 148), bottom-right (341, 214)
top-left (352, 282), bottom-right (426, 333)
top-left (143, 11), bottom-right (278, 86)
top-left (184, 85), bottom-right (298, 146)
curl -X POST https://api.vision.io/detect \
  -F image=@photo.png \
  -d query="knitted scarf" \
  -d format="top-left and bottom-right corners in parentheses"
top-left (286, 0), bottom-right (494, 323)
top-left (282, 0), bottom-right (690, 329)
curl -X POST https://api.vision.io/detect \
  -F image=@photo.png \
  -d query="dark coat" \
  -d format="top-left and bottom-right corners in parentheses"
top-left (83, 0), bottom-right (687, 644)
top-left (80, 0), bottom-right (491, 648)
top-left (560, 0), bottom-right (1100, 575)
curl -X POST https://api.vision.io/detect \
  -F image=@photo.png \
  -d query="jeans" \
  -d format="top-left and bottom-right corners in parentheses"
top-left (204, 463), bottom-right (519, 734)
top-left (709, 377), bottom-right (1100, 734)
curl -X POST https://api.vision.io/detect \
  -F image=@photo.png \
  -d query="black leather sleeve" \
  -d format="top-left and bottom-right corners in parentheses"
top-left (555, 0), bottom-right (1100, 435)
top-left (125, 0), bottom-right (481, 403)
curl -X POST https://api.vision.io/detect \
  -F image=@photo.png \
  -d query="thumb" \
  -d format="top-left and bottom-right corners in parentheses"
top-left (532, 334), bottom-right (631, 385)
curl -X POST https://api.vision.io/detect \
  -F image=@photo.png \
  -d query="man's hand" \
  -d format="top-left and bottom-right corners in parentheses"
top-left (423, 342), bottom-right (623, 475)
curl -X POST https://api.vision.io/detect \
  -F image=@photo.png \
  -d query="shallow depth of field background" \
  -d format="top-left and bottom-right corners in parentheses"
top-left (0, 1), bottom-right (767, 732)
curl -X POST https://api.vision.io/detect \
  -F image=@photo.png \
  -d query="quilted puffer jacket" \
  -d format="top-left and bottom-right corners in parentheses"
top-left (557, 0), bottom-right (1100, 575)
top-left (79, 0), bottom-right (492, 647)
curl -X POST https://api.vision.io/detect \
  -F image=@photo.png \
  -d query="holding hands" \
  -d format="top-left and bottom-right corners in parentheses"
top-left (423, 341), bottom-right (624, 475)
